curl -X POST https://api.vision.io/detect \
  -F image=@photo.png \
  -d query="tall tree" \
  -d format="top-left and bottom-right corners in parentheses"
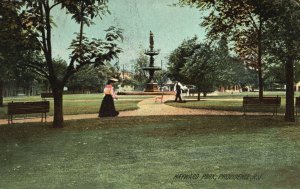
top-left (126, 51), bottom-right (148, 90)
top-left (168, 36), bottom-right (200, 83)
top-left (0, 1), bottom-right (40, 106)
top-left (214, 37), bottom-right (257, 90)
top-left (181, 43), bottom-right (217, 100)
top-left (16, 0), bottom-right (122, 127)
top-left (0, 2), bottom-right (17, 106)
top-left (178, 0), bottom-right (300, 122)
top-left (177, 0), bottom-right (276, 99)
top-left (67, 63), bottom-right (120, 93)
top-left (264, 0), bottom-right (300, 122)
top-left (169, 37), bottom-right (250, 100)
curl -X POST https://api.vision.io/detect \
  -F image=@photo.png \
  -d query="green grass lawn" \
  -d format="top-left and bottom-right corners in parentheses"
top-left (167, 91), bottom-right (300, 113)
top-left (0, 94), bottom-right (154, 119)
top-left (0, 115), bottom-right (299, 188)
top-left (187, 91), bottom-right (289, 99)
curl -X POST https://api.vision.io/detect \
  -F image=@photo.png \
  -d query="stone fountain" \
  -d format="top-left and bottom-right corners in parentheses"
top-left (143, 31), bottom-right (161, 92)
top-left (117, 31), bottom-right (175, 95)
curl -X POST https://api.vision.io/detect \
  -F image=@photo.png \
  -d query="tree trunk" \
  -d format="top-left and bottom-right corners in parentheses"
top-left (0, 80), bottom-right (3, 107)
top-left (258, 61), bottom-right (263, 100)
top-left (53, 89), bottom-right (64, 128)
top-left (285, 56), bottom-right (295, 122)
top-left (197, 92), bottom-right (201, 101)
top-left (257, 18), bottom-right (264, 100)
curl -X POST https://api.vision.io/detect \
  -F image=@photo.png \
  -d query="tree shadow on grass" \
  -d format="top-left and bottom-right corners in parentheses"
top-left (1, 115), bottom-right (298, 142)
top-left (0, 122), bottom-right (57, 143)
top-left (143, 115), bottom-right (296, 138)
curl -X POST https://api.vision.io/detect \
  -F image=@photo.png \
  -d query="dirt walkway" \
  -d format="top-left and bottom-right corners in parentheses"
top-left (0, 95), bottom-right (250, 125)
top-left (119, 95), bottom-right (243, 116)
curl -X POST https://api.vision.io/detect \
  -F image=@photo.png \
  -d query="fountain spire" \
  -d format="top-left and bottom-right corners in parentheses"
top-left (149, 31), bottom-right (154, 50)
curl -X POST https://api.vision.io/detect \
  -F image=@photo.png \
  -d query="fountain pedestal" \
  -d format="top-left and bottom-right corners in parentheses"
top-left (145, 83), bottom-right (159, 92)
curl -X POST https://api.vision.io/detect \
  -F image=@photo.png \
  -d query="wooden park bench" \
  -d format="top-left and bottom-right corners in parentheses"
top-left (295, 97), bottom-right (300, 116)
top-left (243, 96), bottom-right (281, 115)
top-left (7, 101), bottom-right (50, 124)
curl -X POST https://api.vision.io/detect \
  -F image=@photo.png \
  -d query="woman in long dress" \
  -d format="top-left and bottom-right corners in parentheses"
top-left (98, 79), bottom-right (119, 117)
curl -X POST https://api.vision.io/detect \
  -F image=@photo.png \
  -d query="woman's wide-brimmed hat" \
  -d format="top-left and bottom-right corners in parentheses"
top-left (109, 78), bottom-right (118, 82)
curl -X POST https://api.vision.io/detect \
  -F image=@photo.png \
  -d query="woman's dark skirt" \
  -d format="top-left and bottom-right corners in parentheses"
top-left (98, 95), bottom-right (119, 117)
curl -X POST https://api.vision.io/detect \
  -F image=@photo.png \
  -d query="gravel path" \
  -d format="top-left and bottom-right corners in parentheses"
top-left (0, 95), bottom-right (249, 125)
top-left (119, 95), bottom-right (243, 116)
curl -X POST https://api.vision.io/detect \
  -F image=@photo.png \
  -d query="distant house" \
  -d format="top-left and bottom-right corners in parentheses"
top-left (118, 71), bottom-right (134, 92)
top-left (121, 70), bottom-right (133, 80)
top-left (295, 82), bottom-right (300, 91)
top-left (218, 85), bottom-right (242, 93)
top-left (271, 82), bottom-right (300, 92)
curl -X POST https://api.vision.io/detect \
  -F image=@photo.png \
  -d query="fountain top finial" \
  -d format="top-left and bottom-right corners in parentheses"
top-left (149, 30), bottom-right (154, 50)
top-left (145, 30), bottom-right (159, 56)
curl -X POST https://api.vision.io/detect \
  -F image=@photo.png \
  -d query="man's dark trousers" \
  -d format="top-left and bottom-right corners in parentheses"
top-left (175, 84), bottom-right (182, 102)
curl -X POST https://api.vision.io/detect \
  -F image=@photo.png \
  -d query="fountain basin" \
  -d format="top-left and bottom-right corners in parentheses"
top-left (145, 49), bottom-right (159, 55)
top-left (142, 66), bottom-right (161, 71)
top-left (145, 51), bottom-right (159, 56)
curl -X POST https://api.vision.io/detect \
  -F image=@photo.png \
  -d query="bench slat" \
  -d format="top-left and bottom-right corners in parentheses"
top-left (243, 96), bottom-right (281, 115)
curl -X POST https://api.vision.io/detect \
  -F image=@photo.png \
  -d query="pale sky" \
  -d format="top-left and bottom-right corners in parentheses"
top-left (51, 0), bottom-right (206, 70)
